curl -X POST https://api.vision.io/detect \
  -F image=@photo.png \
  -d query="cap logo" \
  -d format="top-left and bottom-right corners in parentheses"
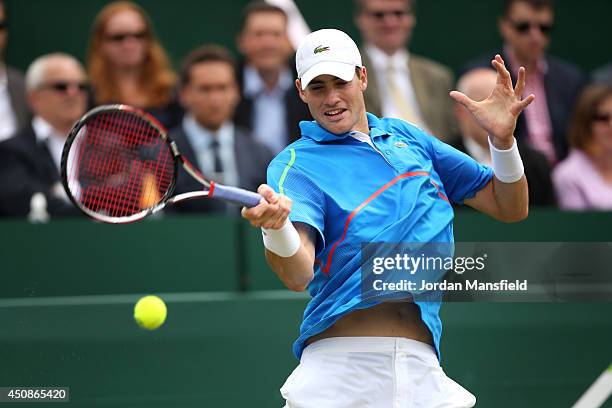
top-left (313, 45), bottom-right (330, 54)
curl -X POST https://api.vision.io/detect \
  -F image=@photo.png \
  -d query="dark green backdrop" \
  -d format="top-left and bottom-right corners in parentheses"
top-left (4, 0), bottom-right (612, 74)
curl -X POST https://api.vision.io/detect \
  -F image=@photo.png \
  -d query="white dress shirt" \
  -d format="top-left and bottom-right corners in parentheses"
top-left (32, 116), bottom-right (70, 201)
top-left (182, 115), bottom-right (239, 188)
top-left (364, 44), bottom-right (427, 129)
top-left (243, 65), bottom-right (293, 155)
top-left (0, 66), bottom-right (17, 142)
top-left (32, 116), bottom-right (67, 173)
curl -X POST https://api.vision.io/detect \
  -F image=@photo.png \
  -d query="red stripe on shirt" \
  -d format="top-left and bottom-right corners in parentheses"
top-left (315, 171), bottom-right (448, 275)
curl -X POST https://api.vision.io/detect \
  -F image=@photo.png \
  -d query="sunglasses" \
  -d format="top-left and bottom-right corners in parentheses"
top-left (41, 81), bottom-right (88, 93)
top-left (366, 9), bottom-right (410, 20)
top-left (104, 31), bottom-right (147, 43)
top-left (510, 20), bottom-right (553, 35)
top-left (593, 113), bottom-right (612, 124)
top-left (0, 20), bottom-right (7, 30)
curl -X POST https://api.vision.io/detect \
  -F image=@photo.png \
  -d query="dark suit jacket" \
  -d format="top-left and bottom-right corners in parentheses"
top-left (233, 60), bottom-right (311, 147)
top-left (5, 66), bottom-right (31, 133)
top-left (167, 124), bottom-right (274, 214)
top-left (450, 137), bottom-right (557, 207)
top-left (461, 52), bottom-right (587, 162)
top-left (361, 50), bottom-right (458, 141)
top-left (0, 124), bottom-right (81, 217)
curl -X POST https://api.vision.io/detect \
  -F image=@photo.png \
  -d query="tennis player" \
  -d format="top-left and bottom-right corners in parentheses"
top-left (242, 28), bottom-right (532, 407)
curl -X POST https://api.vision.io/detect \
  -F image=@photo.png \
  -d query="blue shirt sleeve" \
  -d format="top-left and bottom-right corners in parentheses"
top-left (267, 150), bottom-right (326, 253)
top-left (427, 136), bottom-right (494, 204)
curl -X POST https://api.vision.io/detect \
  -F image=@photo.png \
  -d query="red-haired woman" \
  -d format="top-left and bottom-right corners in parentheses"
top-left (87, 1), bottom-right (182, 128)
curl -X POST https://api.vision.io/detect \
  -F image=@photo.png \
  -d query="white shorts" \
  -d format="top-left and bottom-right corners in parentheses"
top-left (281, 337), bottom-right (476, 408)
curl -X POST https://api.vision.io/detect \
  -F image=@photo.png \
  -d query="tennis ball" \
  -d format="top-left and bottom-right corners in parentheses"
top-left (134, 295), bottom-right (167, 330)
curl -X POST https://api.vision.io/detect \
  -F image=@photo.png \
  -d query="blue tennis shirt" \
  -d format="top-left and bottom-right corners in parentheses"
top-left (267, 113), bottom-right (493, 360)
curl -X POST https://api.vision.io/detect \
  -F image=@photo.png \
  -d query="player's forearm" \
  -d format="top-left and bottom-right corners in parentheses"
top-left (265, 247), bottom-right (314, 292)
top-left (487, 135), bottom-right (529, 222)
top-left (491, 175), bottom-right (529, 222)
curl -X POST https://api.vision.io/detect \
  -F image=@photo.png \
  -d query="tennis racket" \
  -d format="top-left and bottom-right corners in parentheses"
top-left (60, 104), bottom-right (262, 224)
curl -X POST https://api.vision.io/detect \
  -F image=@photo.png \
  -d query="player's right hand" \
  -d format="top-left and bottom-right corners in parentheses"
top-left (241, 184), bottom-right (292, 230)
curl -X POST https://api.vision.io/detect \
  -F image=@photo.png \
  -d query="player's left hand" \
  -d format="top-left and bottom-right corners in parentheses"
top-left (450, 54), bottom-right (535, 149)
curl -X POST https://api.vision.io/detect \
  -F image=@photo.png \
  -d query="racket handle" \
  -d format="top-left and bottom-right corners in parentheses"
top-left (212, 184), bottom-right (262, 208)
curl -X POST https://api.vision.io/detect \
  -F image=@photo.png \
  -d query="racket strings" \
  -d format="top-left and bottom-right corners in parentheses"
top-left (66, 110), bottom-right (174, 218)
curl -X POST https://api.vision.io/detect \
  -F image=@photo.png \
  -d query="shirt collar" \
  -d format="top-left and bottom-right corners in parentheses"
top-left (365, 43), bottom-right (409, 71)
top-left (182, 114), bottom-right (234, 148)
top-left (299, 112), bottom-right (390, 143)
top-left (32, 116), bottom-right (64, 144)
top-left (243, 64), bottom-right (293, 97)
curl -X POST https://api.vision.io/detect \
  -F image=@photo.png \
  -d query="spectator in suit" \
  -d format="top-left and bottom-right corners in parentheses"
top-left (169, 45), bottom-right (273, 214)
top-left (0, 53), bottom-right (86, 218)
top-left (553, 84), bottom-right (612, 211)
top-left (0, 0), bottom-right (29, 141)
top-left (354, 0), bottom-right (457, 141)
top-left (87, 1), bottom-right (182, 129)
top-left (462, 0), bottom-right (586, 165)
top-left (451, 68), bottom-right (556, 206)
top-left (235, 2), bottom-right (311, 154)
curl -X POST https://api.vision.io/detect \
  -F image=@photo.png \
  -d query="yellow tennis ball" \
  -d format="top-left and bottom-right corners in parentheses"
top-left (134, 295), bottom-right (167, 330)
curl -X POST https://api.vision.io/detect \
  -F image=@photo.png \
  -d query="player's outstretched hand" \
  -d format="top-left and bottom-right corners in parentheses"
top-left (450, 54), bottom-right (535, 149)
top-left (241, 184), bottom-right (292, 230)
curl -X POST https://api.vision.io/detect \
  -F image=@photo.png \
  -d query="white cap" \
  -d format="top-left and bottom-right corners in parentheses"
top-left (296, 29), bottom-right (362, 90)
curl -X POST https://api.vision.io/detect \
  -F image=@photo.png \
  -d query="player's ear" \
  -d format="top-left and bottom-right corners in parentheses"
top-left (359, 66), bottom-right (368, 92)
top-left (295, 79), bottom-right (307, 103)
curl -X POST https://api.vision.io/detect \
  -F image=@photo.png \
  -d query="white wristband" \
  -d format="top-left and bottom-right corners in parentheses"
top-left (262, 219), bottom-right (301, 257)
top-left (489, 136), bottom-right (524, 183)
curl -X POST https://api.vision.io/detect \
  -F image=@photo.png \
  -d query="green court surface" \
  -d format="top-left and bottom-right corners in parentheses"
top-left (1, 211), bottom-right (611, 407)
top-left (0, 294), bottom-right (610, 407)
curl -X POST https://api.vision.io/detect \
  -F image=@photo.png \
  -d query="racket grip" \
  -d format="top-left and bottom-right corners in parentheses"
top-left (212, 184), bottom-right (262, 208)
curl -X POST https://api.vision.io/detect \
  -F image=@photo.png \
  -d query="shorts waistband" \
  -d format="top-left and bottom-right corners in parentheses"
top-left (303, 336), bottom-right (437, 361)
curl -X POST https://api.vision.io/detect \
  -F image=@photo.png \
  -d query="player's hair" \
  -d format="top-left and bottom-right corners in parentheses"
top-left (87, 1), bottom-right (176, 107)
top-left (568, 84), bottom-right (612, 150)
top-left (503, 0), bottom-right (553, 16)
top-left (353, 0), bottom-right (414, 16)
top-left (180, 45), bottom-right (237, 87)
top-left (240, 1), bottom-right (287, 31)
top-left (25, 53), bottom-right (83, 91)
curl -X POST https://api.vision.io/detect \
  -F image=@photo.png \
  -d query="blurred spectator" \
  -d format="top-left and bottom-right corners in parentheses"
top-left (462, 0), bottom-right (586, 165)
top-left (553, 85), bottom-right (612, 211)
top-left (593, 63), bottom-right (612, 86)
top-left (235, 2), bottom-right (311, 154)
top-left (87, 1), bottom-right (182, 129)
top-left (354, 0), bottom-right (457, 141)
top-left (451, 68), bottom-right (556, 206)
top-left (0, 53), bottom-right (86, 218)
top-left (169, 45), bottom-right (273, 214)
top-left (0, 0), bottom-right (29, 142)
